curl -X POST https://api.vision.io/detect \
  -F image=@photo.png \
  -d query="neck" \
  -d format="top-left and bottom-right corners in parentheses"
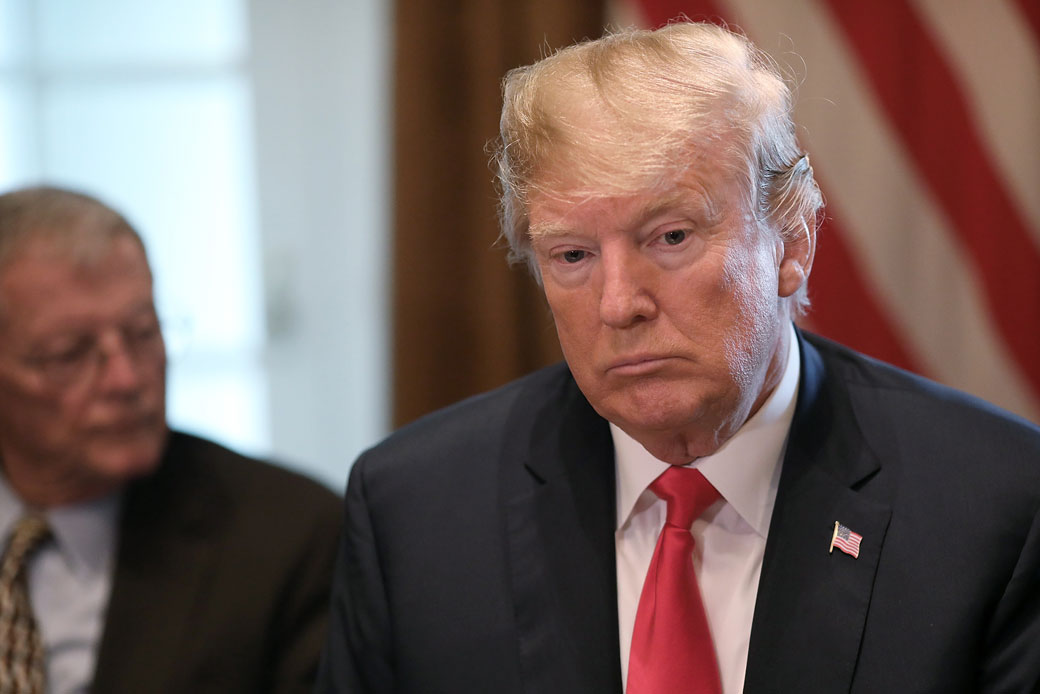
top-left (1, 457), bottom-right (121, 508)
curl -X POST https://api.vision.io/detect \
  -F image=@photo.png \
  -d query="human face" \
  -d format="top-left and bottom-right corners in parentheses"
top-left (0, 237), bottom-right (167, 505)
top-left (529, 155), bottom-right (810, 464)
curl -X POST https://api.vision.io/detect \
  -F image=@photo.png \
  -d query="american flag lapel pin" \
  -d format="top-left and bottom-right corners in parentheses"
top-left (830, 521), bottom-right (863, 559)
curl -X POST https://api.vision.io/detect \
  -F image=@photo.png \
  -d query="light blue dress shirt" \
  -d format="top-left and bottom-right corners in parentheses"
top-left (0, 474), bottom-right (119, 694)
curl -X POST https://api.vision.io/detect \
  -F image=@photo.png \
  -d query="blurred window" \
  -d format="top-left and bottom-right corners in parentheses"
top-left (0, 0), bottom-right (270, 458)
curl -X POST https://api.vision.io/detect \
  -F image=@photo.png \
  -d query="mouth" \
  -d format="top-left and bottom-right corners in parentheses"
top-left (605, 355), bottom-right (677, 376)
top-left (92, 412), bottom-right (163, 436)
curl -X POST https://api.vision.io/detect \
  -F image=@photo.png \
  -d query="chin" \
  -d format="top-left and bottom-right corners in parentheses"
top-left (606, 378), bottom-right (711, 424)
top-left (85, 432), bottom-right (167, 484)
top-left (596, 382), bottom-right (735, 453)
top-left (602, 397), bottom-right (704, 440)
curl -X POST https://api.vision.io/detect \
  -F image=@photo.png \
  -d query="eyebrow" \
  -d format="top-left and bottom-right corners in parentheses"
top-left (29, 302), bottom-right (158, 344)
top-left (527, 188), bottom-right (719, 242)
top-left (528, 221), bottom-right (574, 241)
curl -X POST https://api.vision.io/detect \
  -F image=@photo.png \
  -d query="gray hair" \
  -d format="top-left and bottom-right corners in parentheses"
top-left (494, 21), bottom-right (822, 314)
top-left (0, 185), bottom-right (148, 273)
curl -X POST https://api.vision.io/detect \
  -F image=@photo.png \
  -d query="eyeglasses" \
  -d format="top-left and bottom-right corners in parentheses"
top-left (18, 314), bottom-right (166, 389)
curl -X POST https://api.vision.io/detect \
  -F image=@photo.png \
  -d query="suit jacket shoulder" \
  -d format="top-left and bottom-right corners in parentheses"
top-left (806, 330), bottom-right (1040, 445)
top-left (319, 362), bottom-right (622, 694)
top-left (92, 431), bottom-right (342, 694)
top-left (360, 362), bottom-right (577, 470)
top-left (803, 331), bottom-right (1040, 527)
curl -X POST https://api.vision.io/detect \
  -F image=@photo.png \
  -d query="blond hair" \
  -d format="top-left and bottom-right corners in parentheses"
top-left (494, 21), bottom-right (822, 313)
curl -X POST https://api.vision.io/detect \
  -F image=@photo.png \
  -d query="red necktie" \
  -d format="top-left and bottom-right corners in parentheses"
top-left (627, 466), bottom-right (722, 694)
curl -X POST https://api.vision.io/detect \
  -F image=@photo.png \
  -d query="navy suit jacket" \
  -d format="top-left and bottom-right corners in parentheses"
top-left (317, 331), bottom-right (1040, 693)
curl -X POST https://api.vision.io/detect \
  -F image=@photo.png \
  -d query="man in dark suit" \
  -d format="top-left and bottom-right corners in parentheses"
top-left (0, 185), bottom-right (341, 693)
top-left (317, 21), bottom-right (1040, 693)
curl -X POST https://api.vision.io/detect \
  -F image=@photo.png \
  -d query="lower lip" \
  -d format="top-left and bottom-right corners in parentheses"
top-left (607, 358), bottom-right (675, 376)
top-left (96, 417), bottom-right (158, 435)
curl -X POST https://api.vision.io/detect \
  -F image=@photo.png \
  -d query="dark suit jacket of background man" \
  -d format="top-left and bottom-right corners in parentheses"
top-left (317, 330), bottom-right (1040, 694)
top-left (84, 431), bottom-right (341, 694)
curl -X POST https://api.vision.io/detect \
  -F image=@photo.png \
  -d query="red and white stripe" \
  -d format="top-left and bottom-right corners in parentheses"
top-left (610, 0), bottom-right (1040, 423)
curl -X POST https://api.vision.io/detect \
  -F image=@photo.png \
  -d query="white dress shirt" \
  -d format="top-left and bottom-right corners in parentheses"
top-left (614, 324), bottom-right (800, 694)
top-left (0, 475), bottom-right (120, 694)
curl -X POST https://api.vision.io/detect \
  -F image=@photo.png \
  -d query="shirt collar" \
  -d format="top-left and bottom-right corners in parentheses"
top-left (0, 472), bottom-right (121, 579)
top-left (614, 323), bottom-right (801, 537)
top-left (0, 477), bottom-right (22, 546)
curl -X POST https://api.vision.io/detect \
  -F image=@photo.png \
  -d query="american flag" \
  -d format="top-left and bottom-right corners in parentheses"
top-left (831, 522), bottom-right (864, 559)
top-left (610, 0), bottom-right (1040, 425)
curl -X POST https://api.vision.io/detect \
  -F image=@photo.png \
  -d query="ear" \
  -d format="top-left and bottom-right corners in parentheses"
top-left (777, 221), bottom-right (816, 298)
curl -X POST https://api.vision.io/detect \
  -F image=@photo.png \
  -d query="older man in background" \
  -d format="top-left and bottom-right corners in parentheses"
top-left (0, 186), bottom-right (340, 694)
top-left (317, 21), bottom-right (1040, 694)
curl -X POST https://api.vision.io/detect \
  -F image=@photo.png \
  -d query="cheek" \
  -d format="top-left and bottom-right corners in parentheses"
top-left (717, 246), bottom-right (781, 376)
top-left (544, 284), bottom-right (596, 345)
top-left (0, 389), bottom-right (88, 460)
top-left (142, 361), bottom-right (167, 397)
top-left (51, 392), bottom-right (93, 437)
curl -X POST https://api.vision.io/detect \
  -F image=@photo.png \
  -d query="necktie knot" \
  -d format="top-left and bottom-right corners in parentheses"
top-left (649, 466), bottom-right (720, 529)
top-left (1, 514), bottom-right (51, 578)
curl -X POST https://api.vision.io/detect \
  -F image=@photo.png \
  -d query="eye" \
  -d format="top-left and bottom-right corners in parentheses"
top-left (125, 318), bottom-right (162, 343)
top-left (661, 229), bottom-right (687, 246)
top-left (48, 343), bottom-right (93, 366)
top-left (561, 249), bottom-right (587, 264)
top-left (29, 339), bottom-right (96, 382)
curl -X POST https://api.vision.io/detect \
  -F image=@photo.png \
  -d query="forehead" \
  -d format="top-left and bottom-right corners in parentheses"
top-left (0, 237), bottom-right (154, 337)
top-left (528, 150), bottom-right (743, 238)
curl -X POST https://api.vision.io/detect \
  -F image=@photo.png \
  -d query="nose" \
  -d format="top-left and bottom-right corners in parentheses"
top-left (598, 250), bottom-right (657, 328)
top-left (94, 333), bottom-right (152, 393)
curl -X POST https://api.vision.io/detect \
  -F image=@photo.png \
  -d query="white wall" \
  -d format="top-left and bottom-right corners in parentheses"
top-left (249, 0), bottom-right (391, 490)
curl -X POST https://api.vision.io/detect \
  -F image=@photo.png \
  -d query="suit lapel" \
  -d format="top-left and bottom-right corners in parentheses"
top-left (91, 435), bottom-right (229, 694)
top-left (501, 370), bottom-right (623, 694)
top-left (744, 333), bottom-right (892, 694)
